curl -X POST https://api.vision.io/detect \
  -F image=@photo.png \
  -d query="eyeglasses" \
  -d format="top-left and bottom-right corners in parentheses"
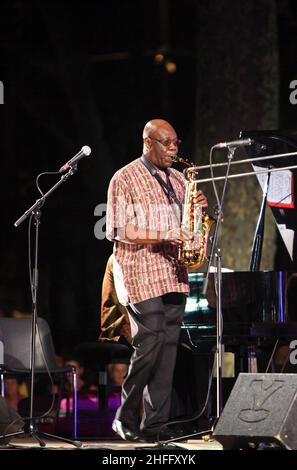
top-left (150, 137), bottom-right (182, 148)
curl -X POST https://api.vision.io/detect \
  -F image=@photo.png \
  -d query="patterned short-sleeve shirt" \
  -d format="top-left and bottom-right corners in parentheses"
top-left (106, 157), bottom-right (189, 305)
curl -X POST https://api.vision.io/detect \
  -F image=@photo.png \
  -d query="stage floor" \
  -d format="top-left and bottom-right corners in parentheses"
top-left (2, 435), bottom-right (223, 451)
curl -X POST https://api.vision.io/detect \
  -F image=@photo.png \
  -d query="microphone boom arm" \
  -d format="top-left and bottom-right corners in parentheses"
top-left (195, 163), bottom-right (297, 184)
top-left (14, 166), bottom-right (77, 227)
top-left (173, 150), bottom-right (297, 172)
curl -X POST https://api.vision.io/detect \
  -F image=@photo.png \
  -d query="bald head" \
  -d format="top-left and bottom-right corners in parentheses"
top-left (142, 119), bottom-right (175, 139)
top-left (142, 119), bottom-right (179, 169)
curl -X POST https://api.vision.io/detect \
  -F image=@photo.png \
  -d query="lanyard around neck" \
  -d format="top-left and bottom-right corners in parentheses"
top-left (140, 155), bottom-right (182, 209)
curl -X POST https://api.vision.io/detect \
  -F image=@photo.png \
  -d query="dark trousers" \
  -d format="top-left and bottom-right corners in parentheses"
top-left (115, 292), bottom-right (186, 431)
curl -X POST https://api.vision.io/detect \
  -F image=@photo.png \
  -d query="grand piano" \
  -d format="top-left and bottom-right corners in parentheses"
top-left (183, 131), bottom-right (297, 344)
top-left (176, 133), bottom-right (297, 420)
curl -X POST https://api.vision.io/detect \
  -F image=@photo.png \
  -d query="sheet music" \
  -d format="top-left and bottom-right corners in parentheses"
top-left (253, 165), bottom-right (294, 208)
top-left (253, 165), bottom-right (295, 261)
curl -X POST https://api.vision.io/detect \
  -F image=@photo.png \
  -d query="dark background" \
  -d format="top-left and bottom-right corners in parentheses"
top-left (1, 0), bottom-right (297, 354)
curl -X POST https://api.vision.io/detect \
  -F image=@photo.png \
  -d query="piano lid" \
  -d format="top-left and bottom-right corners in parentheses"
top-left (239, 130), bottom-right (297, 266)
top-left (239, 130), bottom-right (297, 168)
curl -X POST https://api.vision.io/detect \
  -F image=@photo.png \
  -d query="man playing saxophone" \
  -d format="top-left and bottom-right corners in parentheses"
top-left (106, 119), bottom-right (208, 442)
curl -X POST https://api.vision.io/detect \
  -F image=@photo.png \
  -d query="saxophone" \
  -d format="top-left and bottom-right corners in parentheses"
top-left (172, 155), bottom-right (214, 269)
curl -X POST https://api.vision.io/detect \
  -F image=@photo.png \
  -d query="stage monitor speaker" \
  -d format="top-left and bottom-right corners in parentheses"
top-left (0, 396), bottom-right (24, 445)
top-left (213, 373), bottom-right (297, 450)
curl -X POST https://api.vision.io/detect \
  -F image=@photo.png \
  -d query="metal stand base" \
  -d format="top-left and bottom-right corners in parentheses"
top-left (1, 423), bottom-right (82, 448)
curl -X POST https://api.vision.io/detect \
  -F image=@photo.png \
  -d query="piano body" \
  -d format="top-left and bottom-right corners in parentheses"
top-left (184, 270), bottom-right (297, 342)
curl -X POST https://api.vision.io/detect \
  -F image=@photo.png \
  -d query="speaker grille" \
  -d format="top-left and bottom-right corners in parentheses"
top-left (213, 373), bottom-right (297, 450)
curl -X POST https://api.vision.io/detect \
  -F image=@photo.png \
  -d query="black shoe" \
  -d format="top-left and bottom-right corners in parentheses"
top-left (112, 419), bottom-right (141, 442)
top-left (141, 427), bottom-right (181, 442)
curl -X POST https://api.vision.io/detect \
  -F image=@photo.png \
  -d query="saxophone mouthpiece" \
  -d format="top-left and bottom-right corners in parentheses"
top-left (172, 155), bottom-right (194, 167)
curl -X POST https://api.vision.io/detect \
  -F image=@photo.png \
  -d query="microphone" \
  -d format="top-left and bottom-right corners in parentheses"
top-left (213, 138), bottom-right (254, 149)
top-left (59, 145), bottom-right (91, 173)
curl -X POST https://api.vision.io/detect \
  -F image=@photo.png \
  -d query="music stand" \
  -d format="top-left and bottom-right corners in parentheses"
top-left (0, 165), bottom-right (82, 448)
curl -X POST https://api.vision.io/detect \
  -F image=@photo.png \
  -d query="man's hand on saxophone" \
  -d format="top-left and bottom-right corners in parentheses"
top-left (165, 226), bottom-right (192, 244)
top-left (165, 189), bottom-right (208, 244)
top-left (193, 189), bottom-right (208, 208)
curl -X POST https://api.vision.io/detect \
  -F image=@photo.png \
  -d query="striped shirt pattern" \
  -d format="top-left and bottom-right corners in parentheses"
top-left (106, 157), bottom-right (189, 305)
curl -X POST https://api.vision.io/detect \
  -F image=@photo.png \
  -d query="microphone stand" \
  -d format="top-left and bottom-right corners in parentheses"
top-left (201, 146), bottom-right (235, 421)
top-left (160, 147), bottom-right (236, 449)
top-left (1, 165), bottom-right (82, 448)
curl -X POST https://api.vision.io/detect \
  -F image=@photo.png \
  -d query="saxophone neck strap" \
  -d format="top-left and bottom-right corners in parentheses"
top-left (140, 155), bottom-right (182, 209)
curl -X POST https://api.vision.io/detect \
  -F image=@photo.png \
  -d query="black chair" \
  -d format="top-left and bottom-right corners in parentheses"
top-left (0, 317), bottom-right (78, 439)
